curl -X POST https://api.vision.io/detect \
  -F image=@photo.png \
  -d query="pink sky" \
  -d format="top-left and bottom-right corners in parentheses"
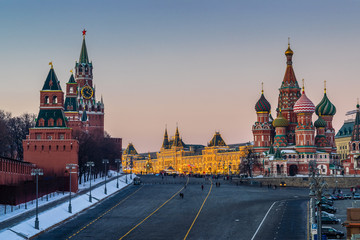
top-left (0, 1), bottom-right (359, 152)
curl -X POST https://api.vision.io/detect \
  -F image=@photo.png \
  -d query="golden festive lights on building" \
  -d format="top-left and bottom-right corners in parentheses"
top-left (122, 128), bottom-right (251, 175)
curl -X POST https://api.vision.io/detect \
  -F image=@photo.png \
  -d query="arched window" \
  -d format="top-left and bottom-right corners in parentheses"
top-left (49, 145), bottom-right (51, 151)
top-left (63, 145), bottom-right (66, 151)
top-left (53, 96), bottom-right (58, 104)
top-left (56, 118), bottom-right (62, 126)
top-left (38, 118), bottom-right (45, 127)
top-left (48, 118), bottom-right (54, 127)
top-left (56, 145), bottom-right (59, 151)
top-left (70, 87), bottom-right (74, 94)
top-left (45, 96), bottom-right (49, 104)
top-left (41, 145), bottom-right (44, 151)
top-left (34, 145), bottom-right (37, 150)
top-left (353, 143), bottom-right (356, 151)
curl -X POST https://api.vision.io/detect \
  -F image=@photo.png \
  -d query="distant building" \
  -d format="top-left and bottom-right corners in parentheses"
top-left (253, 43), bottom-right (338, 176)
top-left (335, 110), bottom-right (356, 161)
top-left (122, 128), bottom-right (251, 175)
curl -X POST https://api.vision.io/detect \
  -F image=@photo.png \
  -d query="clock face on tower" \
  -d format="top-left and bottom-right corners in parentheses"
top-left (81, 86), bottom-right (94, 99)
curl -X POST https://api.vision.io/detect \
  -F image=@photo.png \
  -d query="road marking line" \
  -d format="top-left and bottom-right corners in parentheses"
top-left (250, 201), bottom-right (277, 240)
top-left (66, 186), bottom-right (144, 240)
top-left (119, 177), bottom-right (189, 240)
top-left (183, 178), bottom-right (212, 240)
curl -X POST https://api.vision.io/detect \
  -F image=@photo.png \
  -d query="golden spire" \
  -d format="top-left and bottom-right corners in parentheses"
top-left (324, 80), bottom-right (327, 94)
top-left (261, 82), bottom-right (264, 94)
top-left (49, 61), bottom-right (53, 69)
top-left (302, 79), bottom-right (305, 94)
top-left (70, 69), bottom-right (73, 74)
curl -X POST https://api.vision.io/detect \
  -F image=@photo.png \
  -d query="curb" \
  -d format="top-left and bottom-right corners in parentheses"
top-left (27, 183), bottom-right (133, 240)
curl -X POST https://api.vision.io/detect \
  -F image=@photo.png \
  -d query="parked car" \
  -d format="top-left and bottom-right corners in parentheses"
top-left (354, 193), bottom-right (360, 200)
top-left (322, 226), bottom-right (344, 239)
top-left (321, 199), bottom-right (334, 206)
top-left (280, 181), bottom-right (286, 187)
top-left (318, 204), bottom-right (337, 213)
top-left (316, 211), bottom-right (335, 218)
top-left (335, 194), bottom-right (344, 200)
top-left (321, 216), bottom-right (340, 224)
top-left (329, 195), bottom-right (339, 201)
top-left (343, 194), bottom-right (352, 199)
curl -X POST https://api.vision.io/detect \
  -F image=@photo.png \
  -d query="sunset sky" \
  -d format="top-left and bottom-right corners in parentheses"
top-left (0, 1), bottom-right (359, 152)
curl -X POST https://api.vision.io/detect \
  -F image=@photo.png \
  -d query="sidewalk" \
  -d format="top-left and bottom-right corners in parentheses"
top-left (0, 173), bottom-right (133, 235)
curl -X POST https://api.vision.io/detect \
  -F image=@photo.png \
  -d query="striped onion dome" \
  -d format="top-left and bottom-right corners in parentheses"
top-left (255, 93), bottom-right (271, 112)
top-left (294, 91), bottom-right (315, 114)
top-left (273, 111), bottom-right (289, 128)
top-left (315, 93), bottom-right (336, 116)
top-left (314, 116), bottom-right (327, 128)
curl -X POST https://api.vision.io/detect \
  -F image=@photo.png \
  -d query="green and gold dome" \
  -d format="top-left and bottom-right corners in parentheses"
top-left (315, 84), bottom-right (336, 116)
top-left (272, 111), bottom-right (289, 128)
top-left (314, 115), bottom-right (327, 128)
top-left (255, 85), bottom-right (271, 112)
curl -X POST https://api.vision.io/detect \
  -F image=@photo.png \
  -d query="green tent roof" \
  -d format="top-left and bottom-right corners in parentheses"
top-left (42, 68), bottom-right (62, 91)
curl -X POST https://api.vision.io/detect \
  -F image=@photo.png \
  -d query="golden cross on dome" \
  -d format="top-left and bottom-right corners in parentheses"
top-left (302, 79), bottom-right (305, 93)
top-left (261, 82), bottom-right (264, 94)
top-left (70, 69), bottom-right (73, 74)
top-left (49, 61), bottom-right (53, 69)
top-left (288, 37), bottom-right (290, 47)
top-left (324, 80), bottom-right (327, 93)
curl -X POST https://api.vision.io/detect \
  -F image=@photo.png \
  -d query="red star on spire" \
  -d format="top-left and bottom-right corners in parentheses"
top-left (82, 29), bottom-right (86, 36)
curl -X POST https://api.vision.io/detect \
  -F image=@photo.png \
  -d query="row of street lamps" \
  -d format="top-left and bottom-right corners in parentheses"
top-left (31, 158), bottom-right (129, 230)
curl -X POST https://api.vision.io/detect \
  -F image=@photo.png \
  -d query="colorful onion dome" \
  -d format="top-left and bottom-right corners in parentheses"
top-left (315, 92), bottom-right (336, 116)
top-left (314, 116), bottom-right (327, 128)
top-left (255, 93), bottom-right (271, 112)
top-left (273, 111), bottom-right (289, 128)
top-left (294, 85), bottom-right (315, 114)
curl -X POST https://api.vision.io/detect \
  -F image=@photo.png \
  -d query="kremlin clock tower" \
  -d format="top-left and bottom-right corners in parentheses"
top-left (64, 30), bottom-right (104, 136)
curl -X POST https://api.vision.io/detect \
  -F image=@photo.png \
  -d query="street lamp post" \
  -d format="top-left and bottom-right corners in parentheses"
top-left (31, 168), bottom-right (43, 230)
top-left (130, 156), bottom-right (133, 180)
top-left (309, 169), bottom-right (327, 240)
top-left (66, 164), bottom-right (77, 213)
top-left (85, 161), bottom-right (95, 202)
top-left (102, 159), bottom-right (109, 194)
top-left (115, 159), bottom-right (121, 188)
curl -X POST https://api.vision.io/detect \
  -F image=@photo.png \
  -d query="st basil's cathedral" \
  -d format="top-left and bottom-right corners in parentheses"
top-left (252, 42), bottom-right (338, 176)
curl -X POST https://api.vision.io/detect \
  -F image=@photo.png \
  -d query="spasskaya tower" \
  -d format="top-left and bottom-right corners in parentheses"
top-left (64, 30), bottom-right (104, 136)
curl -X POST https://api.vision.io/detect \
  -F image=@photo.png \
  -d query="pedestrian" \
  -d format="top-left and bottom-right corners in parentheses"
top-left (201, 184), bottom-right (204, 191)
top-left (218, 182), bottom-right (220, 187)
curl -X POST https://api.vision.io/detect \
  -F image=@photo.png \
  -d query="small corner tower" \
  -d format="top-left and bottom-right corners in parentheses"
top-left (23, 63), bottom-right (79, 192)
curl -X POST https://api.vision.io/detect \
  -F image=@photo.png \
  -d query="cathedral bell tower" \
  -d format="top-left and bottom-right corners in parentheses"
top-left (277, 40), bottom-right (301, 144)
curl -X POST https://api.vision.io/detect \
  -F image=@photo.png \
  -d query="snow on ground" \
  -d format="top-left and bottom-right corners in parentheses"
top-left (0, 170), bottom-right (122, 224)
top-left (0, 174), bottom-right (134, 239)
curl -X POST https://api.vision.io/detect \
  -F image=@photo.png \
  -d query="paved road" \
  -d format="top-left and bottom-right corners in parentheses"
top-left (35, 176), bottom-right (309, 240)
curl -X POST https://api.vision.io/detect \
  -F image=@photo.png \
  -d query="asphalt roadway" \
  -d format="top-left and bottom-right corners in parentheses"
top-left (35, 175), bottom-right (310, 240)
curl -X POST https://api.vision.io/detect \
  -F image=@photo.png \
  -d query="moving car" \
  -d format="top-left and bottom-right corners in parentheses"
top-left (322, 226), bottom-right (344, 239)
top-left (280, 181), bottom-right (286, 187)
top-left (133, 177), bottom-right (141, 185)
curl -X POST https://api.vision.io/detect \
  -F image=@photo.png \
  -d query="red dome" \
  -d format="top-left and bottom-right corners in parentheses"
top-left (294, 92), bottom-right (315, 113)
